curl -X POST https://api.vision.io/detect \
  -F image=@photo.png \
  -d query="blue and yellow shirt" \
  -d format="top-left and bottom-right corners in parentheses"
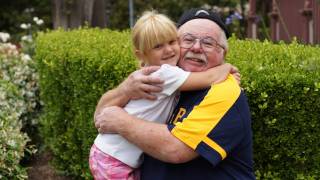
top-left (141, 75), bottom-right (255, 180)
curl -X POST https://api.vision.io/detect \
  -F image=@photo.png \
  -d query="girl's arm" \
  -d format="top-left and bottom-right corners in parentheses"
top-left (94, 66), bottom-right (163, 119)
top-left (179, 63), bottom-right (239, 91)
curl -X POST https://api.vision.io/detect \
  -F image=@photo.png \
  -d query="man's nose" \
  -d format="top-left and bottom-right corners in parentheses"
top-left (190, 40), bottom-right (203, 53)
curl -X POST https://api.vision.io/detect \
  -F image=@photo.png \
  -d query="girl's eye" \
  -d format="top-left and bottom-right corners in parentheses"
top-left (169, 40), bottom-right (177, 45)
top-left (153, 44), bottom-right (163, 49)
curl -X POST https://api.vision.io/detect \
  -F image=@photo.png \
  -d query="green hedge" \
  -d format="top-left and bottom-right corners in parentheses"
top-left (35, 29), bottom-right (320, 179)
top-left (35, 28), bottom-right (137, 178)
top-left (227, 38), bottom-right (320, 179)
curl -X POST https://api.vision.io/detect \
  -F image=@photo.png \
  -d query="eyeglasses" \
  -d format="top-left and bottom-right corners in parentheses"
top-left (179, 33), bottom-right (225, 53)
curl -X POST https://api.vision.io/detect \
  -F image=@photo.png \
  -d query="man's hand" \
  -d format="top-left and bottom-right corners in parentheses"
top-left (95, 106), bottom-right (129, 134)
top-left (94, 106), bottom-right (198, 163)
top-left (119, 66), bottom-right (164, 100)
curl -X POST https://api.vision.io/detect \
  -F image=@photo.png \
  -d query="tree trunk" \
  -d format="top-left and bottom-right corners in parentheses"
top-left (52, 0), bottom-right (107, 29)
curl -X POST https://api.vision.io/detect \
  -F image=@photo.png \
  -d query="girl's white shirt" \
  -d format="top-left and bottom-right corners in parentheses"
top-left (94, 64), bottom-right (190, 168)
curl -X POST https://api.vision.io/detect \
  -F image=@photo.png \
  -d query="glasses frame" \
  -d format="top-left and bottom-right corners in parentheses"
top-left (179, 33), bottom-right (225, 53)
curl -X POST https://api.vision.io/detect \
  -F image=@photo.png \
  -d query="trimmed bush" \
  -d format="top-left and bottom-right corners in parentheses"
top-left (227, 37), bottom-right (320, 179)
top-left (35, 28), bottom-right (137, 178)
top-left (35, 29), bottom-right (320, 179)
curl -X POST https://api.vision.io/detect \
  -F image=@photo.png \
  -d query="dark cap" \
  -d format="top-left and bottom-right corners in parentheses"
top-left (177, 8), bottom-right (230, 38)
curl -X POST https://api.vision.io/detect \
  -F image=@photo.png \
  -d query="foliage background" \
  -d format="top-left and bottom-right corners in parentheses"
top-left (1, 0), bottom-right (319, 179)
top-left (0, 37), bottom-right (38, 179)
top-left (0, 0), bottom-right (51, 42)
top-left (0, 0), bottom-right (253, 40)
top-left (35, 28), bottom-right (137, 178)
top-left (35, 29), bottom-right (320, 179)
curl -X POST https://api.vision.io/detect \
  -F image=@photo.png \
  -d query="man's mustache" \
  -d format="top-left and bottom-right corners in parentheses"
top-left (184, 52), bottom-right (207, 64)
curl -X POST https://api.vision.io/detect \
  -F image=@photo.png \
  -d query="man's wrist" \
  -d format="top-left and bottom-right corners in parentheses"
top-left (117, 82), bottom-right (131, 102)
top-left (116, 113), bottom-right (133, 135)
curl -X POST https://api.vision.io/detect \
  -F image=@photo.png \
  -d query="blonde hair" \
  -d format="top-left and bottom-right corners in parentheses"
top-left (132, 11), bottom-right (178, 54)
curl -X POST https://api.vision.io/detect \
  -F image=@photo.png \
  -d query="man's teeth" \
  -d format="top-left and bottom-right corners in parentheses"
top-left (189, 58), bottom-right (204, 63)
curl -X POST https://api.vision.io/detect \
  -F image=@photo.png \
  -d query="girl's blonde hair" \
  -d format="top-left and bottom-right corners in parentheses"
top-left (132, 11), bottom-right (178, 54)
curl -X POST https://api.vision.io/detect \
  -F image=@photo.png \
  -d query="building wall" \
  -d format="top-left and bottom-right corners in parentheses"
top-left (314, 1), bottom-right (320, 43)
top-left (276, 0), bottom-right (320, 44)
top-left (248, 0), bottom-right (320, 44)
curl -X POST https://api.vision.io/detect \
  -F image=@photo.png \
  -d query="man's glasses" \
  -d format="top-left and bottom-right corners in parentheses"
top-left (179, 33), bottom-right (225, 53)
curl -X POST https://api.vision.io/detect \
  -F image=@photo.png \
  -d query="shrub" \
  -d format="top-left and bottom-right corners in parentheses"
top-left (0, 35), bottom-right (41, 147)
top-left (35, 29), bottom-right (320, 179)
top-left (0, 80), bottom-right (29, 179)
top-left (227, 37), bottom-right (320, 179)
top-left (0, 33), bottom-right (39, 179)
top-left (35, 28), bottom-right (137, 178)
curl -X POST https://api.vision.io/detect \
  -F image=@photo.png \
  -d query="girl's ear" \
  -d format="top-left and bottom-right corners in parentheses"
top-left (135, 49), bottom-right (143, 59)
top-left (140, 61), bottom-right (146, 67)
top-left (135, 50), bottom-right (146, 67)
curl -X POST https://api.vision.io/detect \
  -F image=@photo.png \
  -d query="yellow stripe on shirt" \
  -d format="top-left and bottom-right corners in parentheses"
top-left (203, 136), bottom-right (227, 160)
top-left (171, 75), bottom-right (241, 158)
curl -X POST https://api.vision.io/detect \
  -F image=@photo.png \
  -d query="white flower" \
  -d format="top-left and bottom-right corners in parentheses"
top-left (20, 23), bottom-right (28, 29)
top-left (21, 54), bottom-right (31, 61)
top-left (33, 17), bottom-right (39, 22)
top-left (7, 139), bottom-right (16, 147)
top-left (33, 16), bottom-right (44, 25)
top-left (212, 6), bottom-right (222, 13)
top-left (7, 43), bottom-right (17, 50)
top-left (21, 35), bottom-right (28, 41)
top-left (25, 8), bottom-right (34, 13)
top-left (0, 32), bottom-right (10, 42)
top-left (36, 19), bottom-right (44, 25)
top-left (20, 23), bottom-right (31, 29)
top-left (21, 35), bottom-right (33, 43)
top-left (0, 92), bottom-right (5, 100)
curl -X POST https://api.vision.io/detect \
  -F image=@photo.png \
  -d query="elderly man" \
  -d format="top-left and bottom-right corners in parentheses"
top-left (95, 8), bottom-right (255, 180)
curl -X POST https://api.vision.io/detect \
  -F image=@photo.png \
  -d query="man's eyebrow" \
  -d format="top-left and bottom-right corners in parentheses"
top-left (183, 33), bottom-right (214, 39)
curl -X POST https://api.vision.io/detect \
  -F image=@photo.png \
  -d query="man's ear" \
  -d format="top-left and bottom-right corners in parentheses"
top-left (223, 48), bottom-right (228, 58)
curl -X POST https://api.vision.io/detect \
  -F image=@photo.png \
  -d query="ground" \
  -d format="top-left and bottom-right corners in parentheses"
top-left (27, 151), bottom-right (71, 180)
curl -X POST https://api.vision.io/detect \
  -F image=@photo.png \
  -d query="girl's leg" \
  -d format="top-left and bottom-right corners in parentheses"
top-left (89, 144), bottom-right (139, 180)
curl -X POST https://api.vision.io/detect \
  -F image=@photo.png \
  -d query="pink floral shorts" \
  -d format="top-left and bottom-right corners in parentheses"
top-left (89, 144), bottom-right (140, 180)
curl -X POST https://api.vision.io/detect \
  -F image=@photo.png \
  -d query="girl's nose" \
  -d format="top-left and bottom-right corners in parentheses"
top-left (164, 44), bottom-right (174, 53)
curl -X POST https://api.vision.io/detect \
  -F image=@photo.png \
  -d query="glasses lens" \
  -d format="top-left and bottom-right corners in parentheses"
top-left (180, 34), bottom-right (224, 52)
top-left (201, 37), bottom-right (215, 51)
top-left (180, 34), bottom-right (195, 49)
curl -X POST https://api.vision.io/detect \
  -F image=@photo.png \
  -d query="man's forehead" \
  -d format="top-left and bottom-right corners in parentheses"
top-left (178, 19), bottom-right (219, 37)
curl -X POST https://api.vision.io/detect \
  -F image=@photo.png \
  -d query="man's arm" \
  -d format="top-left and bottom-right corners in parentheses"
top-left (94, 66), bottom-right (164, 119)
top-left (95, 106), bottom-right (198, 163)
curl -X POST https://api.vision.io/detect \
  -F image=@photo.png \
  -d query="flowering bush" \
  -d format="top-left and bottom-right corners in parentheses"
top-left (0, 32), bottom-right (39, 179)
top-left (0, 32), bottom-right (41, 130)
top-left (19, 16), bottom-right (45, 56)
top-left (0, 80), bottom-right (29, 179)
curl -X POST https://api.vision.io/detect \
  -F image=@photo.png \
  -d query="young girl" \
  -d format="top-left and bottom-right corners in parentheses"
top-left (89, 11), bottom-right (235, 180)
